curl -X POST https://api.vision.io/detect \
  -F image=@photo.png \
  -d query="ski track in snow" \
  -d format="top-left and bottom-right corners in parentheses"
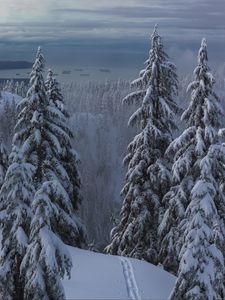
top-left (119, 257), bottom-right (141, 300)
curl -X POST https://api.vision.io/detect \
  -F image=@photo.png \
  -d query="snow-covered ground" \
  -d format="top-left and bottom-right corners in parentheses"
top-left (63, 247), bottom-right (176, 300)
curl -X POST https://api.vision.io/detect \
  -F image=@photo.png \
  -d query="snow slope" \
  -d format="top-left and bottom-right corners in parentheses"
top-left (63, 247), bottom-right (176, 300)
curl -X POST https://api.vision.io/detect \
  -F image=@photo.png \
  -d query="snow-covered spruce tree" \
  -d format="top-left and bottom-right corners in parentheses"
top-left (0, 147), bottom-right (35, 300)
top-left (158, 39), bottom-right (225, 275)
top-left (19, 81), bottom-right (27, 98)
top-left (45, 69), bottom-right (81, 212)
top-left (162, 39), bottom-right (225, 299)
top-left (21, 182), bottom-right (72, 300)
top-left (14, 81), bottom-right (20, 95)
top-left (0, 140), bottom-right (8, 188)
top-left (11, 47), bottom-right (84, 299)
top-left (106, 25), bottom-right (180, 264)
top-left (3, 80), bottom-right (11, 92)
top-left (0, 98), bottom-right (17, 147)
top-left (45, 69), bottom-right (69, 116)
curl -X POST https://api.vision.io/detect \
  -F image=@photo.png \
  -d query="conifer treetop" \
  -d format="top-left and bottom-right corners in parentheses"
top-left (106, 26), bottom-right (180, 264)
top-left (198, 38), bottom-right (208, 65)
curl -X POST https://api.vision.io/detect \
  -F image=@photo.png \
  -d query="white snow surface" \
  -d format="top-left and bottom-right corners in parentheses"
top-left (62, 246), bottom-right (176, 300)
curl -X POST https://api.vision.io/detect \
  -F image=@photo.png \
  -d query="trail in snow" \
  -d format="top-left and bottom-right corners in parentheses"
top-left (119, 257), bottom-right (141, 300)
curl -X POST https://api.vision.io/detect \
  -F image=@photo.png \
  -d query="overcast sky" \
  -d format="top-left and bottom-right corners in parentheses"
top-left (0, 0), bottom-right (224, 75)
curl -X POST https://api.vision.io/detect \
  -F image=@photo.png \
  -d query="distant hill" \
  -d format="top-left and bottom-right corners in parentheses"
top-left (0, 61), bottom-right (32, 70)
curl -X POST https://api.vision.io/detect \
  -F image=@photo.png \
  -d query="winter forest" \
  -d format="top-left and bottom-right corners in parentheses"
top-left (1, 21), bottom-right (225, 299)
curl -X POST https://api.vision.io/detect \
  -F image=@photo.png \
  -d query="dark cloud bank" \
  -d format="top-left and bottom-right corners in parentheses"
top-left (0, 0), bottom-right (224, 76)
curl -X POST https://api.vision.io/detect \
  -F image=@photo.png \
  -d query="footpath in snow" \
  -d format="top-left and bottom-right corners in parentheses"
top-left (119, 257), bottom-right (141, 300)
top-left (63, 246), bottom-right (175, 300)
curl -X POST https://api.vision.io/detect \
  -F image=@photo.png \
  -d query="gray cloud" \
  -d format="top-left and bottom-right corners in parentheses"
top-left (54, 2), bottom-right (224, 22)
top-left (0, 0), bottom-right (224, 74)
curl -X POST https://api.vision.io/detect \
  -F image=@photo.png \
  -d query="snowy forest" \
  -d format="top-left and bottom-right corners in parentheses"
top-left (1, 24), bottom-right (225, 300)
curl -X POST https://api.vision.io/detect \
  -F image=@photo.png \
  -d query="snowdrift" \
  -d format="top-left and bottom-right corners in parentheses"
top-left (63, 247), bottom-right (176, 300)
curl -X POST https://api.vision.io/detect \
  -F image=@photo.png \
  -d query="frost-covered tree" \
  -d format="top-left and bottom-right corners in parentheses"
top-left (3, 80), bottom-right (9, 92)
top-left (106, 25), bottom-right (180, 264)
top-left (16, 48), bottom-right (84, 246)
top-left (0, 47), bottom-right (84, 300)
top-left (0, 140), bottom-right (8, 188)
top-left (3, 80), bottom-right (15, 93)
top-left (0, 98), bottom-right (17, 148)
top-left (19, 81), bottom-right (27, 98)
top-left (161, 39), bottom-right (225, 299)
top-left (14, 81), bottom-right (20, 95)
top-left (21, 182), bottom-right (72, 300)
top-left (0, 147), bottom-right (35, 300)
top-left (45, 69), bottom-right (69, 116)
top-left (45, 69), bottom-right (81, 212)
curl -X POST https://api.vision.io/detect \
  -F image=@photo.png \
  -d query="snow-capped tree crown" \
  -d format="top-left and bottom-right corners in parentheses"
top-left (14, 49), bottom-right (74, 184)
top-left (45, 68), bottom-right (82, 212)
top-left (14, 47), bottom-right (49, 176)
top-left (123, 24), bottom-right (180, 140)
top-left (45, 69), bottom-right (68, 116)
top-left (182, 38), bottom-right (222, 133)
top-left (167, 38), bottom-right (223, 183)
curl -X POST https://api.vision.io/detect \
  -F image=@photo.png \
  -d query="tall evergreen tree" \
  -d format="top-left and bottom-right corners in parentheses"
top-left (21, 181), bottom-right (72, 300)
top-left (14, 82), bottom-right (20, 96)
top-left (106, 25), bottom-right (180, 264)
top-left (0, 147), bottom-right (35, 300)
top-left (161, 39), bottom-right (225, 299)
top-left (45, 69), bottom-right (82, 214)
top-left (45, 69), bottom-right (69, 116)
top-left (0, 47), bottom-right (84, 299)
top-left (19, 81), bottom-right (27, 98)
top-left (21, 47), bottom-right (84, 299)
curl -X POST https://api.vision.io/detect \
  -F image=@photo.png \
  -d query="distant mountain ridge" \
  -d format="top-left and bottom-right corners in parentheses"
top-left (0, 61), bottom-right (33, 70)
